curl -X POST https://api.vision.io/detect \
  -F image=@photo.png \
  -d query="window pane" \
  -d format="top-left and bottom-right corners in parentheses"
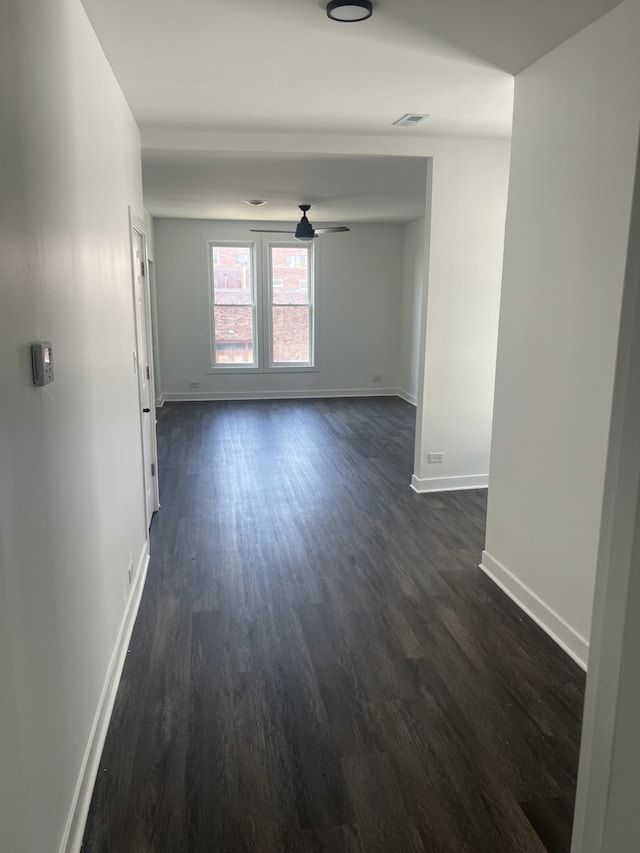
top-left (272, 306), bottom-right (310, 363)
top-left (271, 246), bottom-right (309, 305)
top-left (214, 306), bottom-right (255, 364)
top-left (212, 246), bottom-right (252, 305)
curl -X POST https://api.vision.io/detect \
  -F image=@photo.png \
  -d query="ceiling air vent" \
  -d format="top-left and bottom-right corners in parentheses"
top-left (392, 113), bottom-right (429, 128)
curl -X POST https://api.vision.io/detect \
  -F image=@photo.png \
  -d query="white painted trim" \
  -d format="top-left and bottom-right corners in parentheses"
top-left (397, 388), bottom-right (418, 406)
top-left (412, 164), bottom-right (434, 498)
top-left (129, 211), bottom-right (160, 519)
top-left (160, 388), bottom-right (399, 402)
top-left (410, 473), bottom-right (488, 493)
top-left (60, 544), bottom-right (150, 853)
top-left (480, 550), bottom-right (589, 670)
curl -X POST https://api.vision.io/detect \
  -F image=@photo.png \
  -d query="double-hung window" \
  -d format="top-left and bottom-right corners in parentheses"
top-left (269, 244), bottom-right (313, 367)
top-left (210, 243), bottom-right (257, 366)
top-left (208, 239), bottom-right (315, 371)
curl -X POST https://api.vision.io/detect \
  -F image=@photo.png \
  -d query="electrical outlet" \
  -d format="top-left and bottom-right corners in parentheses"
top-left (372, 374), bottom-right (382, 383)
top-left (427, 452), bottom-right (444, 463)
top-left (189, 381), bottom-right (199, 389)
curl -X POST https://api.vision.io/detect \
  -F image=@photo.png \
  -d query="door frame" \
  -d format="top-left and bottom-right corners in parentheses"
top-left (129, 209), bottom-right (160, 528)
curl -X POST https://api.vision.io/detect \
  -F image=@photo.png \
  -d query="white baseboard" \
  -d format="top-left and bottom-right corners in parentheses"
top-left (397, 388), bottom-right (418, 406)
top-left (410, 473), bottom-right (489, 493)
top-left (61, 544), bottom-right (150, 853)
top-left (160, 388), bottom-right (399, 403)
top-left (480, 550), bottom-right (588, 670)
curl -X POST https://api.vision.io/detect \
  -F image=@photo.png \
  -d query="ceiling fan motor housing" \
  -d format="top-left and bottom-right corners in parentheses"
top-left (295, 207), bottom-right (315, 240)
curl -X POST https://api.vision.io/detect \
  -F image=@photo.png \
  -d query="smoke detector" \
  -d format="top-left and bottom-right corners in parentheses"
top-left (392, 114), bottom-right (429, 128)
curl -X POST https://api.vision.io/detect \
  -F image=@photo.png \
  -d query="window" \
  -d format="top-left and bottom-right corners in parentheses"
top-left (207, 240), bottom-right (315, 372)
top-left (210, 244), bottom-right (256, 366)
top-left (270, 245), bottom-right (312, 366)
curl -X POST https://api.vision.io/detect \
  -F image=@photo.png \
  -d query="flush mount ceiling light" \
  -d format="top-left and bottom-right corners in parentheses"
top-left (326, 0), bottom-right (373, 23)
top-left (243, 199), bottom-right (267, 206)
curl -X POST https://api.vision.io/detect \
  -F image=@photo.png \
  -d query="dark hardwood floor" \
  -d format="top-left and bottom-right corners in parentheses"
top-left (82, 397), bottom-right (585, 852)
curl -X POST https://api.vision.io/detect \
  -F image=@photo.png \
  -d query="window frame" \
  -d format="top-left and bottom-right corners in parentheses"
top-left (204, 235), bottom-right (319, 375)
top-left (264, 240), bottom-right (316, 372)
top-left (207, 240), bottom-right (260, 373)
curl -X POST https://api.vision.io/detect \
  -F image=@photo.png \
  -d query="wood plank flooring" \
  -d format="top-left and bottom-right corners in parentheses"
top-left (82, 397), bottom-right (585, 852)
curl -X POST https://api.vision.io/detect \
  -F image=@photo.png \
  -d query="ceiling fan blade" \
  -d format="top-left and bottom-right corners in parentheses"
top-left (250, 208), bottom-right (349, 237)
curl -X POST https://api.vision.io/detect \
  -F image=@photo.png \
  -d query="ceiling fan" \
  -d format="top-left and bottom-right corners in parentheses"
top-left (250, 204), bottom-right (350, 241)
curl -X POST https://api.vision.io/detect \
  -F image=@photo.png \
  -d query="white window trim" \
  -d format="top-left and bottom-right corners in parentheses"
top-left (206, 240), bottom-right (260, 373)
top-left (263, 239), bottom-right (317, 372)
top-left (203, 235), bottom-right (319, 374)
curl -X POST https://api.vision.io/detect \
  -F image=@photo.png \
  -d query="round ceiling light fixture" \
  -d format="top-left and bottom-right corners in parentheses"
top-left (326, 0), bottom-right (373, 23)
top-left (243, 199), bottom-right (267, 206)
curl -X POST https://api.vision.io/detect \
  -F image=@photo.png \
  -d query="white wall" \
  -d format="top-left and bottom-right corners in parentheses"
top-left (0, 2), bottom-right (31, 847)
top-left (412, 141), bottom-right (510, 492)
top-left (482, 0), bottom-right (640, 666)
top-left (571, 111), bottom-right (640, 853)
top-left (398, 218), bottom-right (426, 405)
top-left (144, 208), bottom-right (156, 261)
top-left (153, 218), bottom-right (404, 399)
top-left (0, 1), bottom-right (147, 851)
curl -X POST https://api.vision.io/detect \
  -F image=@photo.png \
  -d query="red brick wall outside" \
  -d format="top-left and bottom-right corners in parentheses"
top-left (212, 245), bottom-right (311, 364)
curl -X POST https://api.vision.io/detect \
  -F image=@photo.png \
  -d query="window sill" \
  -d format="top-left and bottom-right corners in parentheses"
top-left (205, 365), bottom-right (318, 375)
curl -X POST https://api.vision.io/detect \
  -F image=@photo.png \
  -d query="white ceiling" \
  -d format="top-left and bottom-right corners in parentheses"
top-left (142, 151), bottom-right (428, 221)
top-left (82, 0), bottom-right (622, 221)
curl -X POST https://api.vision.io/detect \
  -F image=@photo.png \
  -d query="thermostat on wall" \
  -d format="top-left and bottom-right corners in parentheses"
top-left (31, 341), bottom-right (54, 386)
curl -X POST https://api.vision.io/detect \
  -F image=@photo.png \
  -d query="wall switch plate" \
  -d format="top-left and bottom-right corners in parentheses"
top-left (427, 452), bottom-right (444, 463)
